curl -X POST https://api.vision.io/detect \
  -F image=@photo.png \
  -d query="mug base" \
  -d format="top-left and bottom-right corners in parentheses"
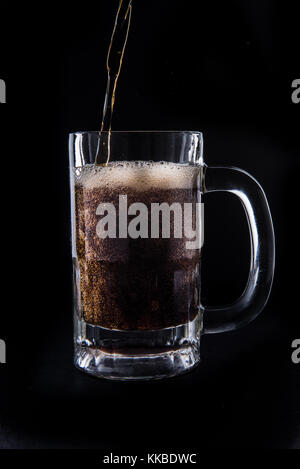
top-left (74, 343), bottom-right (200, 381)
top-left (74, 316), bottom-right (201, 380)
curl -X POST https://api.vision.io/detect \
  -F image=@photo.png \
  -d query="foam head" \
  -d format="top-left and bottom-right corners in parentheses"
top-left (75, 161), bottom-right (200, 191)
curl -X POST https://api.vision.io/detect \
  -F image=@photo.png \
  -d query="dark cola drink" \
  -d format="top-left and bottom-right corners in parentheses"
top-left (74, 161), bottom-right (202, 331)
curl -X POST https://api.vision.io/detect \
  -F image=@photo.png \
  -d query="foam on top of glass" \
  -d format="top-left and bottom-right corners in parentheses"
top-left (75, 161), bottom-right (199, 191)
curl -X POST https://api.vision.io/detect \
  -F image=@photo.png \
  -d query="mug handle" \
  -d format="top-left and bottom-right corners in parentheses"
top-left (202, 165), bottom-right (275, 334)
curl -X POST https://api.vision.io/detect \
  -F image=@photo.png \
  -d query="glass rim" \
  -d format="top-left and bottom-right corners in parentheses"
top-left (69, 130), bottom-right (203, 137)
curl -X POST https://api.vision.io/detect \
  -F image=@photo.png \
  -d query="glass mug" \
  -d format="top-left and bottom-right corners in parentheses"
top-left (69, 131), bottom-right (275, 380)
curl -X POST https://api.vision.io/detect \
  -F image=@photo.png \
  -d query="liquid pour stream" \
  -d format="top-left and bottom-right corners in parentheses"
top-left (95, 0), bottom-right (133, 166)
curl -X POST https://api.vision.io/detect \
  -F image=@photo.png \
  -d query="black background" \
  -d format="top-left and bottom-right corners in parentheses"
top-left (0, 0), bottom-right (299, 452)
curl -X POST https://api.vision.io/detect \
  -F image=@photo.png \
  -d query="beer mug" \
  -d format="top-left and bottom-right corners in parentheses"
top-left (69, 131), bottom-right (275, 380)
